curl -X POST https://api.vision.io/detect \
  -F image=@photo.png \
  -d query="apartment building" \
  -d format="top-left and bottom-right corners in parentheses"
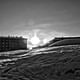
top-left (0, 36), bottom-right (27, 52)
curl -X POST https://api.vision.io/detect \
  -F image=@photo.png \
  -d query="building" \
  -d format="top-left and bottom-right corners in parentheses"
top-left (0, 36), bottom-right (27, 52)
top-left (41, 37), bottom-right (80, 47)
top-left (49, 37), bottom-right (80, 44)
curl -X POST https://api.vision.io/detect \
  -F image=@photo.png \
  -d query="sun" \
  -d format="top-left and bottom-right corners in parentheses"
top-left (30, 32), bottom-right (40, 46)
top-left (30, 35), bottom-right (40, 45)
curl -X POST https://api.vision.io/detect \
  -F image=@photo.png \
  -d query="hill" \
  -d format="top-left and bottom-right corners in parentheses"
top-left (0, 45), bottom-right (80, 80)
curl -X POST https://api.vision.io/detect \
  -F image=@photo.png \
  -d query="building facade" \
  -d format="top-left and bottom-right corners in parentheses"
top-left (0, 36), bottom-right (27, 52)
top-left (42, 37), bottom-right (80, 47)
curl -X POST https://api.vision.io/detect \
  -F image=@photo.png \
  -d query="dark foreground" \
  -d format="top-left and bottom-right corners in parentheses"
top-left (0, 45), bottom-right (80, 80)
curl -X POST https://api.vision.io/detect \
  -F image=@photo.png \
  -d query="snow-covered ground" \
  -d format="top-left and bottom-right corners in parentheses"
top-left (0, 45), bottom-right (80, 63)
top-left (0, 50), bottom-right (29, 56)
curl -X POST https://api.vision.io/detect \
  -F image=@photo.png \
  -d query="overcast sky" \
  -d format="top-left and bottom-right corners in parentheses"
top-left (0, 0), bottom-right (80, 39)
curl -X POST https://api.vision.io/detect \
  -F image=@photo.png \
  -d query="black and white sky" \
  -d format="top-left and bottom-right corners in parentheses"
top-left (0, 0), bottom-right (80, 39)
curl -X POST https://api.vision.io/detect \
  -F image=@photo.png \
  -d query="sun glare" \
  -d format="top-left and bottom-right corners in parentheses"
top-left (43, 38), bottom-right (48, 44)
top-left (30, 35), bottom-right (40, 45)
top-left (30, 31), bottom-right (40, 46)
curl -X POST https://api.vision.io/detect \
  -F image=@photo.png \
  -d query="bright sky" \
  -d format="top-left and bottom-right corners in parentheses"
top-left (0, 0), bottom-right (80, 38)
